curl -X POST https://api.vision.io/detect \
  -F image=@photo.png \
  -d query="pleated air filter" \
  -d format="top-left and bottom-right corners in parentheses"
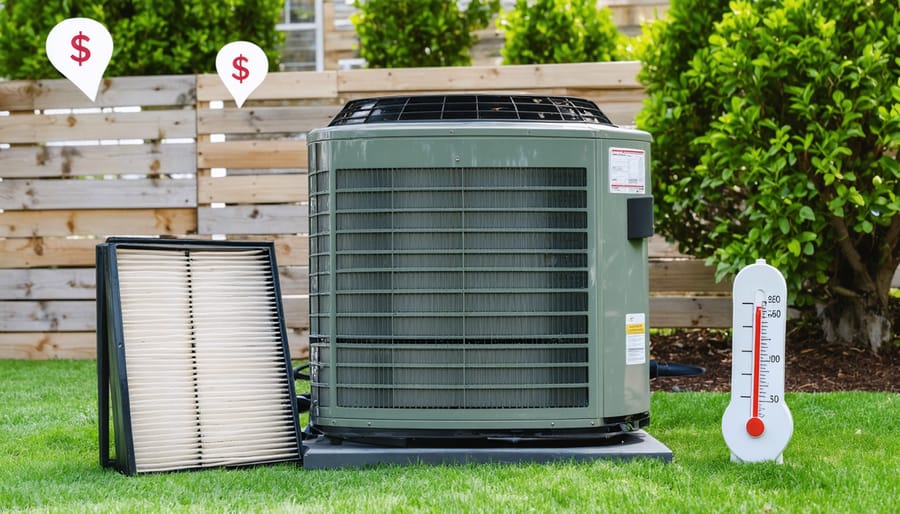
top-left (97, 238), bottom-right (301, 475)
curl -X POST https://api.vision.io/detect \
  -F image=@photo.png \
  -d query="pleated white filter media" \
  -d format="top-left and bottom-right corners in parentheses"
top-left (115, 247), bottom-right (299, 473)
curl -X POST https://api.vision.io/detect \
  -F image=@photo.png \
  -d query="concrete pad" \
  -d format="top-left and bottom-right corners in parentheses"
top-left (302, 430), bottom-right (672, 469)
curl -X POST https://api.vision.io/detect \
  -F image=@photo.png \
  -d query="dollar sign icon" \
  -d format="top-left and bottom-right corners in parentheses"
top-left (232, 54), bottom-right (249, 84)
top-left (46, 18), bottom-right (113, 102)
top-left (70, 31), bottom-right (91, 66)
top-left (216, 41), bottom-right (267, 108)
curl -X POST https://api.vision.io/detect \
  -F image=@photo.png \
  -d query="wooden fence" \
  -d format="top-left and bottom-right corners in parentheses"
top-left (0, 61), bottom-right (753, 359)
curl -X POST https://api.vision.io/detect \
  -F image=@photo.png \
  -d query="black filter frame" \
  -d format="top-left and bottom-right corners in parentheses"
top-left (97, 237), bottom-right (302, 475)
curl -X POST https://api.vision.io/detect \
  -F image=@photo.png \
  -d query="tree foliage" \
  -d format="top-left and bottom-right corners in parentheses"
top-left (498, 0), bottom-right (624, 64)
top-left (0, 0), bottom-right (284, 79)
top-left (638, 0), bottom-right (900, 352)
top-left (351, 0), bottom-right (500, 68)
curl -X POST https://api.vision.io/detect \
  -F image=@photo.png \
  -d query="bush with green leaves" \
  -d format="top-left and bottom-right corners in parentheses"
top-left (638, 0), bottom-right (899, 352)
top-left (498, 0), bottom-right (625, 64)
top-left (0, 0), bottom-right (284, 79)
top-left (351, 0), bottom-right (500, 68)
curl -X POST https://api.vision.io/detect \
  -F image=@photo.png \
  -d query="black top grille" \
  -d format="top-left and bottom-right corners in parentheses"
top-left (328, 95), bottom-right (614, 126)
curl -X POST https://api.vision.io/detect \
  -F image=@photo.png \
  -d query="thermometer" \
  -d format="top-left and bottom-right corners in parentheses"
top-left (722, 259), bottom-right (793, 463)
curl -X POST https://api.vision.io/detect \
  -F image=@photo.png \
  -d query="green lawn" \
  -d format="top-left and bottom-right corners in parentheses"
top-left (1, 360), bottom-right (897, 513)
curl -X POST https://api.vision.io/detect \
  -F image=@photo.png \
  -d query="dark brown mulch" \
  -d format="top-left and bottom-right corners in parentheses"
top-left (650, 327), bottom-right (899, 393)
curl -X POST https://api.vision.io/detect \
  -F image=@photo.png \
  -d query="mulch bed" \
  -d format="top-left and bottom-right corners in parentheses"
top-left (650, 327), bottom-right (899, 393)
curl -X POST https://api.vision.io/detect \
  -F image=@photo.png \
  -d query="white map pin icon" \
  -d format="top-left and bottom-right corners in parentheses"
top-left (216, 41), bottom-right (268, 108)
top-left (46, 18), bottom-right (113, 102)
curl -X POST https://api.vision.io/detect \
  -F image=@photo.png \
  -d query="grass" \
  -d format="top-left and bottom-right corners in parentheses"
top-left (1, 360), bottom-right (897, 513)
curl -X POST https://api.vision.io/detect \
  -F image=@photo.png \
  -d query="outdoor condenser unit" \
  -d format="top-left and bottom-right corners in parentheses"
top-left (97, 238), bottom-right (302, 475)
top-left (307, 95), bottom-right (653, 441)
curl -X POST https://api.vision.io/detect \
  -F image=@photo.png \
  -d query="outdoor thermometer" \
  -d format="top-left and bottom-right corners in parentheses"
top-left (722, 259), bottom-right (793, 463)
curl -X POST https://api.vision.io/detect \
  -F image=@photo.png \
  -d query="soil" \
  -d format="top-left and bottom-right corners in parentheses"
top-left (650, 321), bottom-right (899, 394)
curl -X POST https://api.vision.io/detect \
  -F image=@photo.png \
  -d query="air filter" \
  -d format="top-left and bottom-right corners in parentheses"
top-left (97, 238), bottom-right (301, 475)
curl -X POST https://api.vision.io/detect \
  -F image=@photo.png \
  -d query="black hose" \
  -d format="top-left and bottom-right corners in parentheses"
top-left (294, 364), bottom-right (311, 413)
top-left (296, 393), bottom-right (311, 413)
top-left (293, 363), bottom-right (310, 381)
top-left (649, 360), bottom-right (705, 379)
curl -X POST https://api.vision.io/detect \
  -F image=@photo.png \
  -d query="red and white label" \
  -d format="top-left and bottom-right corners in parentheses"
top-left (609, 147), bottom-right (646, 194)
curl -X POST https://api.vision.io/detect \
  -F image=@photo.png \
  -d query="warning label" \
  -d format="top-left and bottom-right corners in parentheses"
top-left (609, 147), bottom-right (646, 194)
top-left (625, 313), bottom-right (646, 365)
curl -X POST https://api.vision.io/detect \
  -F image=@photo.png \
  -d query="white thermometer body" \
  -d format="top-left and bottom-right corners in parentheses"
top-left (722, 259), bottom-right (793, 463)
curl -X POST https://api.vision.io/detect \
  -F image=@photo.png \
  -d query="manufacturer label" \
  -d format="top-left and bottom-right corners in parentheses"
top-left (609, 147), bottom-right (646, 194)
top-left (625, 313), bottom-right (646, 365)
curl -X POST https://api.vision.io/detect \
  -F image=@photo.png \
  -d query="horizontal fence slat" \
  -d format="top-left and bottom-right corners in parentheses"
top-left (197, 140), bottom-right (308, 169)
top-left (0, 208), bottom-right (197, 237)
top-left (0, 238), bottom-right (99, 267)
top-left (268, 235), bottom-right (309, 267)
top-left (0, 143), bottom-right (196, 179)
top-left (0, 331), bottom-right (95, 359)
top-left (279, 266), bottom-right (309, 296)
top-left (649, 297), bottom-right (732, 329)
top-left (0, 178), bottom-right (196, 210)
top-left (197, 205), bottom-right (309, 235)
top-left (196, 105), bottom-right (339, 135)
top-left (283, 296), bottom-right (310, 330)
top-left (1, 300), bottom-right (95, 331)
top-left (0, 268), bottom-right (95, 300)
top-left (649, 260), bottom-right (730, 294)
top-left (0, 75), bottom-right (196, 111)
top-left (288, 329), bottom-right (310, 360)
top-left (196, 71), bottom-right (338, 102)
top-left (648, 236), bottom-right (688, 259)
top-left (218, 234), bottom-right (309, 267)
top-left (336, 62), bottom-right (642, 94)
top-left (0, 110), bottom-right (196, 143)
top-left (598, 103), bottom-right (645, 126)
top-left (198, 174), bottom-right (308, 204)
top-left (0, 235), bottom-right (309, 268)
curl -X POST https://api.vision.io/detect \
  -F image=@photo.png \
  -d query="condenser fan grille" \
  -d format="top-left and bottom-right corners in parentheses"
top-left (98, 240), bottom-right (301, 474)
top-left (328, 95), bottom-right (613, 126)
top-left (317, 341), bottom-right (590, 409)
top-left (309, 167), bottom-right (590, 410)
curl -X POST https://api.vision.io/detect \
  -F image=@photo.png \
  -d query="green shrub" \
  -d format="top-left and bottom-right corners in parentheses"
top-left (637, 0), bottom-right (900, 352)
top-left (498, 0), bottom-right (624, 64)
top-left (351, 0), bottom-right (500, 68)
top-left (635, 0), bottom-right (733, 254)
top-left (0, 0), bottom-right (284, 79)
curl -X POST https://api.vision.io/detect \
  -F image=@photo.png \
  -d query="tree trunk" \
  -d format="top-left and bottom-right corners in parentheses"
top-left (821, 214), bottom-right (899, 355)
top-left (816, 295), bottom-right (893, 354)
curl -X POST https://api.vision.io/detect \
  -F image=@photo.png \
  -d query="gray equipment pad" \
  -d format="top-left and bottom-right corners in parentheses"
top-left (302, 430), bottom-right (672, 469)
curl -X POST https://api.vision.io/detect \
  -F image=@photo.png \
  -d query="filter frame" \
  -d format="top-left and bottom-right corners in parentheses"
top-left (97, 237), bottom-right (302, 475)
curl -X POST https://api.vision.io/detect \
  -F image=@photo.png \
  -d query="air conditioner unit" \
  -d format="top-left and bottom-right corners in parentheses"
top-left (306, 95), bottom-right (653, 442)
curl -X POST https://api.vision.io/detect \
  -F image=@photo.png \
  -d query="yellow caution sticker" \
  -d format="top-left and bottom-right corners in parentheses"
top-left (626, 321), bottom-right (646, 335)
top-left (625, 313), bottom-right (646, 365)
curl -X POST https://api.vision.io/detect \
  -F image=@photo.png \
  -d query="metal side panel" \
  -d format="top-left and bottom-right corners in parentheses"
top-left (597, 140), bottom-right (652, 420)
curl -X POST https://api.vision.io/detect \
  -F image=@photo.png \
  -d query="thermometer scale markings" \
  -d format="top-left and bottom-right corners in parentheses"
top-left (739, 303), bottom-right (753, 399)
top-left (746, 294), bottom-right (765, 437)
